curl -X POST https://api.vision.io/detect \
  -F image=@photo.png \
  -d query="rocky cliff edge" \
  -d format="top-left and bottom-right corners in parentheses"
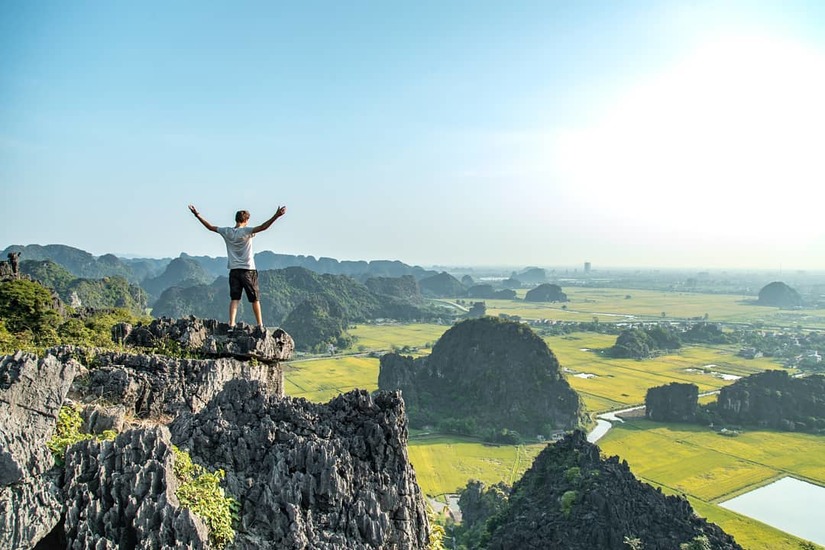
top-left (0, 317), bottom-right (430, 549)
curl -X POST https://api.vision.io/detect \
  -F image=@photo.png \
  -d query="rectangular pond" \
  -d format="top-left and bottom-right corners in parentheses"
top-left (719, 476), bottom-right (825, 546)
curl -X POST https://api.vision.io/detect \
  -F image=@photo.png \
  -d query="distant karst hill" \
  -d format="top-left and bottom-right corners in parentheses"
top-left (643, 370), bottom-right (825, 434)
top-left (11, 262), bottom-right (148, 318)
top-left (512, 266), bottom-right (547, 284)
top-left (458, 431), bottom-right (742, 550)
top-left (364, 274), bottom-right (422, 303)
top-left (3, 244), bottom-right (439, 283)
top-left (152, 266), bottom-right (435, 330)
top-left (141, 256), bottom-right (214, 300)
top-left (645, 382), bottom-right (698, 423)
top-left (418, 271), bottom-right (466, 298)
top-left (378, 317), bottom-right (584, 439)
top-left (757, 281), bottom-right (802, 308)
top-left (524, 283), bottom-right (568, 302)
top-left (3, 243), bottom-right (163, 283)
top-left (715, 370), bottom-right (825, 432)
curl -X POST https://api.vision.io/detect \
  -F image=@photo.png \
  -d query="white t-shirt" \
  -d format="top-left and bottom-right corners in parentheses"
top-left (217, 226), bottom-right (256, 270)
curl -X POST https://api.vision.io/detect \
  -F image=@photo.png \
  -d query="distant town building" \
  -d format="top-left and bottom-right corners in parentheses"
top-left (584, 262), bottom-right (591, 274)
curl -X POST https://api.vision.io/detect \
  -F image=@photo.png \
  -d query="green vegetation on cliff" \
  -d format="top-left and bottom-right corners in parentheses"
top-left (172, 446), bottom-right (238, 549)
top-left (21, 259), bottom-right (148, 315)
top-left (0, 278), bottom-right (149, 352)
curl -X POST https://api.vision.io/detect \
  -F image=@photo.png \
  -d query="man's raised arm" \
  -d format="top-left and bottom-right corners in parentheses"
top-left (188, 204), bottom-right (218, 232)
top-left (251, 205), bottom-right (287, 234)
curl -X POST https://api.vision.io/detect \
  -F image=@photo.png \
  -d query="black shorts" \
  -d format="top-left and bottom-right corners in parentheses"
top-left (229, 269), bottom-right (259, 302)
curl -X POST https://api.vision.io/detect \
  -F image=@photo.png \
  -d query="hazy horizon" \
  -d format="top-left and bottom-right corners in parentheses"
top-left (3, 1), bottom-right (825, 270)
top-left (7, 239), bottom-right (824, 277)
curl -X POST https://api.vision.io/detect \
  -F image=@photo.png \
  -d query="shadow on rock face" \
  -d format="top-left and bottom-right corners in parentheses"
top-left (170, 379), bottom-right (430, 549)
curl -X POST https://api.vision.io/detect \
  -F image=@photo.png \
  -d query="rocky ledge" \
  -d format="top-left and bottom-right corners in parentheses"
top-left (0, 317), bottom-right (430, 549)
top-left (114, 317), bottom-right (295, 363)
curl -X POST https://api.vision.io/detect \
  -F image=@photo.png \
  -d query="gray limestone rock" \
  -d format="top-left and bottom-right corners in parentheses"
top-left (81, 404), bottom-right (127, 435)
top-left (0, 351), bottom-right (76, 550)
top-left (63, 426), bottom-right (209, 549)
top-left (0, 351), bottom-right (76, 485)
top-left (79, 352), bottom-right (283, 418)
top-left (0, 471), bottom-right (64, 550)
top-left (1, 319), bottom-right (431, 549)
top-left (121, 317), bottom-right (294, 362)
top-left (170, 380), bottom-right (430, 549)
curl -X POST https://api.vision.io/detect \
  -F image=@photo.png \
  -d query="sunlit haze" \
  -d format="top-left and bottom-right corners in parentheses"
top-left (2, 1), bottom-right (824, 269)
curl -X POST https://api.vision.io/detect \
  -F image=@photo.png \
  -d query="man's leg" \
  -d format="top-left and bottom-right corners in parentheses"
top-left (251, 301), bottom-right (263, 327)
top-left (229, 300), bottom-right (241, 326)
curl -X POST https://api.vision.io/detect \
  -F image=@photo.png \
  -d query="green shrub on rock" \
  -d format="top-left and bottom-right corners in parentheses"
top-left (172, 446), bottom-right (238, 549)
top-left (46, 405), bottom-right (116, 466)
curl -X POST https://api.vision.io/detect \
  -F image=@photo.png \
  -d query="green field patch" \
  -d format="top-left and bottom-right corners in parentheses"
top-left (480, 288), bottom-right (779, 324)
top-left (543, 333), bottom-right (786, 413)
top-left (349, 323), bottom-right (449, 352)
top-left (285, 356), bottom-right (379, 402)
top-left (407, 434), bottom-right (547, 496)
top-left (290, 310), bottom-right (820, 549)
top-left (598, 420), bottom-right (825, 548)
top-left (576, 392), bottom-right (626, 414)
top-left (599, 422), bottom-right (777, 501)
top-left (472, 287), bottom-right (825, 329)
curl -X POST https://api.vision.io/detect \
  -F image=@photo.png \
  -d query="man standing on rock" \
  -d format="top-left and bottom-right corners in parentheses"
top-left (188, 204), bottom-right (286, 328)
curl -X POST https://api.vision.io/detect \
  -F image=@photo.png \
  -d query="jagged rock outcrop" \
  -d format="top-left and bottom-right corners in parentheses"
top-left (63, 426), bottom-right (209, 549)
top-left (0, 352), bottom-right (77, 549)
top-left (483, 431), bottom-right (741, 550)
top-left (2, 337), bottom-right (431, 549)
top-left (0, 353), bottom-right (76, 483)
top-left (170, 380), bottom-right (429, 549)
top-left (378, 317), bottom-right (584, 437)
top-left (77, 351), bottom-right (284, 418)
top-left (115, 316), bottom-right (294, 363)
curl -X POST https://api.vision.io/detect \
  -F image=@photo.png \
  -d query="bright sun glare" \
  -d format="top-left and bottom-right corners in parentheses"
top-left (553, 33), bottom-right (825, 241)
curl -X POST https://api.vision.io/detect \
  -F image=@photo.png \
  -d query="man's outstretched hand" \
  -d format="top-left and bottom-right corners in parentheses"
top-left (188, 205), bottom-right (199, 216)
top-left (276, 205), bottom-right (287, 218)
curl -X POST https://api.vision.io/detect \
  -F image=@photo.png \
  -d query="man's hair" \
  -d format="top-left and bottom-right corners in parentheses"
top-left (235, 210), bottom-right (251, 224)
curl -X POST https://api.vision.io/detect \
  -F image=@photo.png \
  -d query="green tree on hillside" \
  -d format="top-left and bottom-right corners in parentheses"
top-left (0, 278), bottom-right (149, 352)
top-left (0, 279), bottom-right (62, 346)
top-left (610, 328), bottom-right (654, 359)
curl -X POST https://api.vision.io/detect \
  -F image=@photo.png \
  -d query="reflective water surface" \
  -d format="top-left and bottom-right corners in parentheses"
top-left (719, 476), bottom-right (825, 546)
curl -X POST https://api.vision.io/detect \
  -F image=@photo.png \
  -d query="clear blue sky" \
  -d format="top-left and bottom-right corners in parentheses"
top-left (3, 1), bottom-right (825, 269)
